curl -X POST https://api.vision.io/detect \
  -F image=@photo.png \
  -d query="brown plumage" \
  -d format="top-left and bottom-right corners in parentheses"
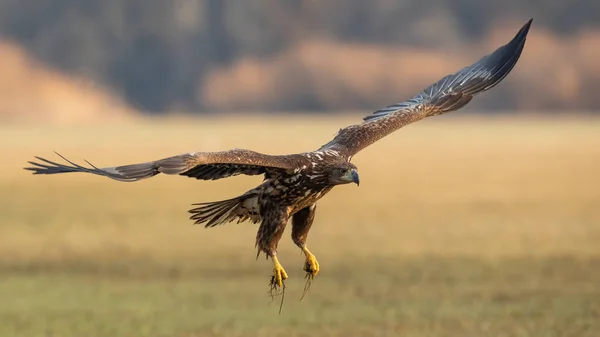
top-left (24, 19), bottom-right (532, 291)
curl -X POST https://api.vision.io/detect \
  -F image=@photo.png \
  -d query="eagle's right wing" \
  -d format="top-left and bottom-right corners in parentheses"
top-left (320, 19), bottom-right (532, 158)
top-left (25, 149), bottom-right (301, 182)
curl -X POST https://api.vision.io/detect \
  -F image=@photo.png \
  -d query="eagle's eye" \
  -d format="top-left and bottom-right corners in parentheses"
top-left (339, 168), bottom-right (348, 175)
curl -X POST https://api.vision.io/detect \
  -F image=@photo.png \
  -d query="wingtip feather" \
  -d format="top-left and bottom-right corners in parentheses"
top-left (513, 18), bottom-right (533, 44)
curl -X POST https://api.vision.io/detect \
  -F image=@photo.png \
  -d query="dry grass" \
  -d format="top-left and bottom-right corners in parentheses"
top-left (1, 114), bottom-right (599, 336)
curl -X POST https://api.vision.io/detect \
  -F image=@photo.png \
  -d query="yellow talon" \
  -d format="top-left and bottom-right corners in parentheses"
top-left (302, 247), bottom-right (320, 276)
top-left (271, 255), bottom-right (288, 288)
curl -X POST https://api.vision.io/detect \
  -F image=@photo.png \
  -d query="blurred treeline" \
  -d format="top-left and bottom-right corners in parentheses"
top-left (1, 0), bottom-right (599, 115)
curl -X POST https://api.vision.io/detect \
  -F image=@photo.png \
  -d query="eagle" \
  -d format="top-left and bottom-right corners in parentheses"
top-left (25, 19), bottom-right (531, 290)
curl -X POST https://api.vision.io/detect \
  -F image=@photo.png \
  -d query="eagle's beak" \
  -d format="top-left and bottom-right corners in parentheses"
top-left (351, 169), bottom-right (360, 186)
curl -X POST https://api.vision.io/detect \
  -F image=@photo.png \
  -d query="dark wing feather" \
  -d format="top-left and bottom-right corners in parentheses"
top-left (177, 149), bottom-right (301, 180)
top-left (25, 149), bottom-right (300, 182)
top-left (320, 19), bottom-right (532, 158)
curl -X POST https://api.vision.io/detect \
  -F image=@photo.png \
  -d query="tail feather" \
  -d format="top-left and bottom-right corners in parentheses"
top-left (189, 195), bottom-right (261, 227)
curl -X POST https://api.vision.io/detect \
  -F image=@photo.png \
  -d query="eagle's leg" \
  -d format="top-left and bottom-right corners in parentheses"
top-left (301, 246), bottom-right (320, 277)
top-left (291, 204), bottom-right (319, 281)
top-left (257, 207), bottom-right (290, 290)
top-left (270, 253), bottom-right (288, 288)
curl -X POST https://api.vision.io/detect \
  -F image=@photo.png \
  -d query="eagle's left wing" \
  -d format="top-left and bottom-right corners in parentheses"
top-left (320, 19), bottom-right (532, 158)
top-left (25, 149), bottom-right (302, 182)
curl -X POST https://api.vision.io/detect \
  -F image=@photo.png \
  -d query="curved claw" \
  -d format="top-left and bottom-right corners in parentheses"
top-left (302, 247), bottom-right (320, 277)
top-left (270, 255), bottom-right (288, 288)
top-left (268, 255), bottom-right (288, 314)
top-left (300, 247), bottom-right (320, 300)
top-left (272, 266), bottom-right (288, 288)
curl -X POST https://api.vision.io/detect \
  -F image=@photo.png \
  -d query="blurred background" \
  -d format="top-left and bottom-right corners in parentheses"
top-left (0, 0), bottom-right (599, 121)
top-left (1, 1), bottom-right (600, 337)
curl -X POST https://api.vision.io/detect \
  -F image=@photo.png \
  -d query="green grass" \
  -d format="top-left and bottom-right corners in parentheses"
top-left (2, 257), bottom-right (599, 337)
top-left (1, 115), bottom-right (599, 336)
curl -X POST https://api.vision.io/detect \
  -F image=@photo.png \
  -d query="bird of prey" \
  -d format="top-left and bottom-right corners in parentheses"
top-left (25, 19), bottom-right (532, 291)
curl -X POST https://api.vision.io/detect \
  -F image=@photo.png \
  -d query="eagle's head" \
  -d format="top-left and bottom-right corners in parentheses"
top-left (328, 162), bottom-right (359, 186)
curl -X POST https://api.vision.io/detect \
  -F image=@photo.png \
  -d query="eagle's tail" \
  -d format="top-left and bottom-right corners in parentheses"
top-left (189, 194), bottom-right (261, 228)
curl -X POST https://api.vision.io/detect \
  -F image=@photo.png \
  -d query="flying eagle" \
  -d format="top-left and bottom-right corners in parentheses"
top-left (25, 19), bottom-right (532, 290)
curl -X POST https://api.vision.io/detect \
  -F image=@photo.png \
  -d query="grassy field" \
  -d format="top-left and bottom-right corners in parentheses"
top-left (1, 114), bottom-right (599, 336)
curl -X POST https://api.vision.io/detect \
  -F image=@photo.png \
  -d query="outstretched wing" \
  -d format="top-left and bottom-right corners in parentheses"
top-left (25, 149), bottom-right (300, 182)
top-left (320, 19), bottom-right (532, 158)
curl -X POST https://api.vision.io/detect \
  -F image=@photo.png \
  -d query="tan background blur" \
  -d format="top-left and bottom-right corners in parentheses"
top-left (0, 1), bottom-right (599, 121)
top-left (1, 2), bottom-right (599, 337)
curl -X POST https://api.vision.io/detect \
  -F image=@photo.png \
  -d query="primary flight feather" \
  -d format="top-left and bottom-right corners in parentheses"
top-left (25, 19), bottom-right (532, 290)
